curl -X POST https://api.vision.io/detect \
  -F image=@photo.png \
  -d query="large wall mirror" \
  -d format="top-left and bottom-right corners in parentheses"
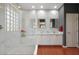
top-left (50, 19), bottom-right (56, 28)
top-left (50, 19), bottom-right (63, 32)
top-left (38, 19), bottom-right (46, 29)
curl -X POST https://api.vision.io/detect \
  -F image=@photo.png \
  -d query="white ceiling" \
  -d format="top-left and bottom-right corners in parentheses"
top-left (18, 3), bottom-right (63, 10)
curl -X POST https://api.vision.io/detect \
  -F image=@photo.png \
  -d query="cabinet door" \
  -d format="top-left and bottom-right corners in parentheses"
top-left (66, 13), bottom-right (78, 47)
top-left (39, 35), bottom-right (50, 45)
top-left (50, 35), bottom-right (62, 45)
top-left (56, 35), bottom-right (63, 45)
top-left (49, 35), bottom-right (57, 45)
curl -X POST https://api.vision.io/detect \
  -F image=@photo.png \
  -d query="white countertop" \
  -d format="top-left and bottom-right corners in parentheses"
top-left (26, 32), bottom-right (63, 35)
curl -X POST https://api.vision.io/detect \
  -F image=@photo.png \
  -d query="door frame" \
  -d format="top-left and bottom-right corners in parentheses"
top-left (66, 13), bottom-right (78, 47)
top-left (64, 13), bottom-right (79, 48)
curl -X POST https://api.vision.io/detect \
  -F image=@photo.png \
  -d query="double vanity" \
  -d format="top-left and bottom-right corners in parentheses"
top-left (25, 30), bottom-right (63, 45)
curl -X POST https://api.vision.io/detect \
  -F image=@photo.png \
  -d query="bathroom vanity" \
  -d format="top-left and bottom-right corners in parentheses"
top-left (37, 32), bottom-right (63, 45)
top-left (25, 32), bottom-right (63, 45)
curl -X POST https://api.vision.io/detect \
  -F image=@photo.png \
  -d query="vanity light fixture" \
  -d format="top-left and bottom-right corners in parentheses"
top-left (40, 5), bottom-right (43, 8)
top-left (54, 5), bottom-right (57, 9)
top-left (32, 5), bottom-right (35, 8)
top-left (18, 6), bottom-right (21, 8)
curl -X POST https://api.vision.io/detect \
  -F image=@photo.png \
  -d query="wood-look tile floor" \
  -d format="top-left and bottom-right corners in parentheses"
top-left (37, 45), bottom-right (79, 55)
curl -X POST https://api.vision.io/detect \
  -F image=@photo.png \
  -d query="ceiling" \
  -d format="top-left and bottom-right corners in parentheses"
top-left (18, 3), bottom-right (63, 10)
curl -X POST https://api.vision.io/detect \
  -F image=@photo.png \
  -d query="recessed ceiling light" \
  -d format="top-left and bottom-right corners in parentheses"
top-left (18, 6), bottom-right (21, 8)
top-left (40, 5), bottom-right (43, 8)
top-left (32, 5), bottom-right (35, 8)
top-left (54, 6), bottom-right (57, 8)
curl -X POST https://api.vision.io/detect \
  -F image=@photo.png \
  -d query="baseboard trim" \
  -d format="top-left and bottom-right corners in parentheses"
top-left (34, 45), bottom-right (38, 55)
top-left (63, 46), bottom-right (67, 48)
top-left (38, 45), bottom-right (63, 47)
top-left (76, 46), bottom-right (79, 48)
top-left (63, 46), bottom-right (79, 48)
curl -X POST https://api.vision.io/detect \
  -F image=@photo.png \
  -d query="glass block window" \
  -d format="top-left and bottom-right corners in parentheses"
top-left (5, 4), bottom-right (21, 32)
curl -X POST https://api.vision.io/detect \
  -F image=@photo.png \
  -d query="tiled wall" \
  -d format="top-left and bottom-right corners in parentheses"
top-left (22, 10), bottom-right (59, 34)
top-left (0, 4), bottom-right (35, 55)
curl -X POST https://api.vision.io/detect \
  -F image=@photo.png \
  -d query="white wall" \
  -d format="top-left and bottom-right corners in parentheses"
top-left (0, 4), bottom-right (5, 32)
top-left (0, 32), bottom-right (35, 55)
top-left (59, 5), bottom-right (64, 27)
